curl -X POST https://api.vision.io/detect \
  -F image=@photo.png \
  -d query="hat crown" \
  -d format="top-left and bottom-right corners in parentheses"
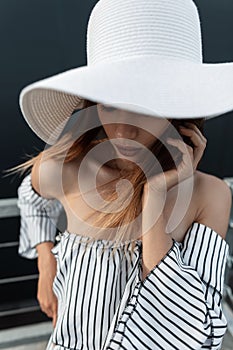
top-left (86, 0), bottom-right (203, 66)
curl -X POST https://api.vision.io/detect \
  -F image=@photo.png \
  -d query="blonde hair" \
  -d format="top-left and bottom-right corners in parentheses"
top-left (4, 99), bottom-right (205, 261)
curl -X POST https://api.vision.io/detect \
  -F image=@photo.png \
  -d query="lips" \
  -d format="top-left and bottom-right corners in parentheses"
top-left (115, 144), bottom-right (141, 156)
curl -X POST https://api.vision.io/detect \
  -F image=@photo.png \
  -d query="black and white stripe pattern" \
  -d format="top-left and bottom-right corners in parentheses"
top-left (17, 174), bottom-right (229, 349)
top-left (17, 173), bottom-right (63, 259)
top-left (103, 222), bottom-right (229, 350)
top-left (47, 232), bottom-right (140, 350)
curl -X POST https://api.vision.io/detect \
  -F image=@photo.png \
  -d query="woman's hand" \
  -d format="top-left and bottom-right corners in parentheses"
top-left (144, 122), bottom-right (207, 195)
top-left (140, 122), bottom-right (207, 280)
top-left (141, 122), bottom-right (207, 234)
top-left (36, 242), bottom-right (58, 328)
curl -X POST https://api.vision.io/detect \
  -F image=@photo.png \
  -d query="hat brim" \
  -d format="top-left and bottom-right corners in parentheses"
top-left (20, 56), bottom-right (233, 144)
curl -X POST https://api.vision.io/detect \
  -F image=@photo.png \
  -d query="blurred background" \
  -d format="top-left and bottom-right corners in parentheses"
top-left (0, 0), bottom-right (233, 349)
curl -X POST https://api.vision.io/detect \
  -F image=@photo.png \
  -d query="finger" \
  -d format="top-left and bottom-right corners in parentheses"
top-left (53, 313), bottom-right (57, 328)
top-left (166, 138), bottom-right (194, 174)
top-left (40, 304), bottom-right (53, 318)
top-left (183, 122), bottom-right (207, 143)
top-left (179, 126), bottom-right (206, 167)
top-left (52, 297), bottom-right (58, 327)
top-left (52, 300), bottom-right (58, 317)
top-left (179, 126), bottom-right (206, 149)
top-left (168, 135), bottom-right (204, 172)
top-left (179, 125), bottom-right (206, 151)
top-left (166, 137), bottom-right (193, 157)
top-left (44, 308), bottom-right (53, 318)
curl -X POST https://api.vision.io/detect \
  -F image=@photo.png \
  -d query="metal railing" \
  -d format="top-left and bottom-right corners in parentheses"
top-left (0, 198), bottom-right (40, 320)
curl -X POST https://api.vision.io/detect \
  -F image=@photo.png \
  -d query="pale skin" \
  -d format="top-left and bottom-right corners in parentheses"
top-left (31, 104), bottom-right (232, 326)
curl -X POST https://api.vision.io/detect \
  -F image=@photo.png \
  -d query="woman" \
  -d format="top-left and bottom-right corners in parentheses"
top-left (7, 0), bottom-right (233, 349)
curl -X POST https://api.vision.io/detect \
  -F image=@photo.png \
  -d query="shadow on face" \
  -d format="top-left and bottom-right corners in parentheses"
top-left (96, 103), bottom-right (171, 150)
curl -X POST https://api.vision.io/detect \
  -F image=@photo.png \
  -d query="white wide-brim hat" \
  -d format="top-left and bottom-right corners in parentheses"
top-left (19, 0), bottom-right (233, 145)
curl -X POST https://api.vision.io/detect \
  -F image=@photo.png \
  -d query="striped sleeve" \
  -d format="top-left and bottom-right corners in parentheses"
top-left (181, 222), bottom-right (229, 349)
top-left (17, 173), bottom-right (64, 259)
top-left (103, 222), bottom-right (229, 350)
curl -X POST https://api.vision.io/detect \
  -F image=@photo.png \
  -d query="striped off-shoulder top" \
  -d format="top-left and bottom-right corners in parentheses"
top-left (17, 173), bottom-right (230, 350)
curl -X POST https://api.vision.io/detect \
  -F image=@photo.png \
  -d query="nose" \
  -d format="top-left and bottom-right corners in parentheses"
top-left (115, 123), bottom-right (138, 140)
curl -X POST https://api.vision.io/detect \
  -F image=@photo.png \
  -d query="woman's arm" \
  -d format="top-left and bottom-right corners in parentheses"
top-left (17, 172), bottom-right (64, 258)
top-left (17, 156), bottom-right (65, 325)
top-left (103, 176), bottom-right (231, 350)
top-left (17, 151), bottom-right (65, 258)
top-left (103, 123), bottom-right (231, 349)
top-left (140, 172), bottom-right (232, 281)
top-left (36, 242), bottom-right (58, 327)
top-left (193, 171), bottom-right (232, 239)
top-left (140, 186), bottom-right (173, 281)
top-left (17, 172), bottom-right (62, 325)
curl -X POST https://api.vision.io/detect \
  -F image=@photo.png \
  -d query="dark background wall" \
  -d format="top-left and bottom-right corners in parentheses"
top-left (194, 0), bottom-right (233, 177)
top-left (0, 0), bottom-right (97, 197)
top-left (0, 0), bottom-right (233, 330)
top-left (0, 0), bottom-right (98, 329)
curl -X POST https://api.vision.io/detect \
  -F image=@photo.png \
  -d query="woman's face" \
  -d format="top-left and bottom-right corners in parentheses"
top-left (96, 103), bottom-right (171, 170)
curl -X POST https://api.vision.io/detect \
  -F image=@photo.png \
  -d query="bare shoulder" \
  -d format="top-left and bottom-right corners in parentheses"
top-left (194, 170), bottom-right (232, 239)
top-left (31, 151), bottom-right (64, 200)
